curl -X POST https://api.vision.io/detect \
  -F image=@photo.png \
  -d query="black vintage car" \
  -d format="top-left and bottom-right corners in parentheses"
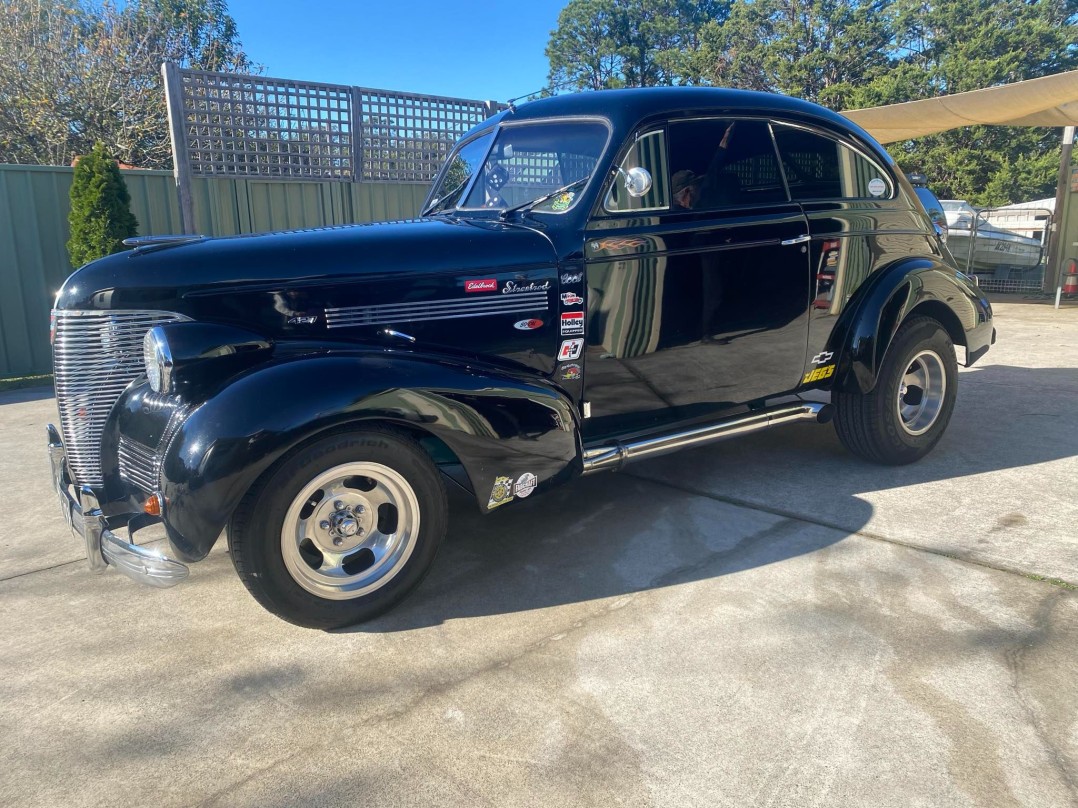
top-left (47, 88), bottom-right (994, 628)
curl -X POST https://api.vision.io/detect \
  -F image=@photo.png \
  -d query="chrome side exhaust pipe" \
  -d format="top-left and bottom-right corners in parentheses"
top-left (582, 401), bottom-right (832, 475)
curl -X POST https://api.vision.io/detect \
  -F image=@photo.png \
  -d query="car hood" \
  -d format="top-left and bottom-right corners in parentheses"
top-left (55, 217), bottom-right (557, 312)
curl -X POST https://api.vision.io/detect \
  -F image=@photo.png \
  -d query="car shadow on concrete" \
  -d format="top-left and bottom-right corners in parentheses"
top-left (343, 363), bottom-right (1078, 633)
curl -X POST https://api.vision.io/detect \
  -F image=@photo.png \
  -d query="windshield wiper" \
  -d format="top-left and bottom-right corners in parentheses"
top-left (498, 178), bottom-right (588, 221)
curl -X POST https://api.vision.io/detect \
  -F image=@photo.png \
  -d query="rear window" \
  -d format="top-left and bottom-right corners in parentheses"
top-left (773, 125), bottom-right (893, 201)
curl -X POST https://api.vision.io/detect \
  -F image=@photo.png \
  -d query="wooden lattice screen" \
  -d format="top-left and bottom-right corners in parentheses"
top-left (166, 64), bottom-right (499, 184)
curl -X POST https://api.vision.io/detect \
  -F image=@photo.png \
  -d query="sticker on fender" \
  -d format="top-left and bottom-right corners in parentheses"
top-left (487, 476), bottom-right (514, 510)
top-left (561, 312), bottom-right (584, 335)
top-left (558, 338), bottom-right (584, 361)
top-left (802, 364), bottom-right (835, 384)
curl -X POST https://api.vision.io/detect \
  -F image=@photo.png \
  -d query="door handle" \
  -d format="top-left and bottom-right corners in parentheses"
top-left (781, 234), bottom-right (811, 246)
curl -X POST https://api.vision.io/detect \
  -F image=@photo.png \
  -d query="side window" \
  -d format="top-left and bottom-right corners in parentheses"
top-left (604, 130), bottom-right (669, 213)
top-left (772, 125), bottom-right (893, 201)
top-left (667, 119), bottom-right (787, 211)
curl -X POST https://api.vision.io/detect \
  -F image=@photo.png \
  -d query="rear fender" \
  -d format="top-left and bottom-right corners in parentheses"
top-left (157, 352), bottom-right (579, 562)
top-left (828, 258), bottom-right (990, 394)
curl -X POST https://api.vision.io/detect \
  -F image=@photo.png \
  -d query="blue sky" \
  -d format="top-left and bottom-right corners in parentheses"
top-left (228, 0), bottom-right (568, 103)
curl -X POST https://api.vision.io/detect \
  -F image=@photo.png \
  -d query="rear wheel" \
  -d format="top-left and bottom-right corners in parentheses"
top-left (834, 316), bottom-right (957, 465)
top-left (229, 428), bottom-right (447, 629)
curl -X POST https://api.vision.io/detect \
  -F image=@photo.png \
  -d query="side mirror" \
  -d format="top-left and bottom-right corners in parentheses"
top-left (623, 166), bottom-right (652, 198)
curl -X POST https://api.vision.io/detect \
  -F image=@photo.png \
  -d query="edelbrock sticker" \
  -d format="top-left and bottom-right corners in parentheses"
top-left (560, 292), bottom-right (583, 306)
top-left (513, 473), bottom-right (538, 498)
top-left (487, 476), bottom-right (514, 510)
top-left (558, 338), bottom-right (584, 361)
top-left (502, 280), bottom-right (551, 295)
top-left (465, 279), bottom-right (497, 293)
top-left (560, 271), bottom-right (584, 284)
top-left (514, 318), bottom-right (544, 331)
top-left (560, 363), bottom-right (582, 380)
top-left (561, 311), bottom-right (584, 336)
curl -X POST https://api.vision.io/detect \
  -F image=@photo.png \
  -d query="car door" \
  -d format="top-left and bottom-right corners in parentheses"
top-left (582, 118), bottom-right (812, 441)
top-left (770, 122), bottom-right (931, 369)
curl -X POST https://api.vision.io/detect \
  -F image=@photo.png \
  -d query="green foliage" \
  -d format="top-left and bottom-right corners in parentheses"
top-left (67, 142), bottom-right (139, 267)
top-left (546, 0), bottom-right (729, 91)
top-left (0, 0), bottom-right (255, 168)
top-left (545, 0), bottom-right (1078, 205)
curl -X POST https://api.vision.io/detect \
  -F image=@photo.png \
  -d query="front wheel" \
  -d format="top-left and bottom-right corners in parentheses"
top-left (228, 428), bottom-right (447, 629)
top-left (834, 316), bottom-right (958, 465)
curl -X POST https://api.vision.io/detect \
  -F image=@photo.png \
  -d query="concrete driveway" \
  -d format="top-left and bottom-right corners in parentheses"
top-left (1, 298), bottom-right (1076, 807)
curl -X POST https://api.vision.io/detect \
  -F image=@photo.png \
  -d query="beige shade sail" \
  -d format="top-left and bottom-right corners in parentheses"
top-left (841, 70), bottom-right (1078, 143)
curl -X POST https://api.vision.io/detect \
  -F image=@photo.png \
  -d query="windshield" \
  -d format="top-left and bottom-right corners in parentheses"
top-left (459, 120), bottom-right (609, 213)
top-left (425, 130), bottom-right (495, 215)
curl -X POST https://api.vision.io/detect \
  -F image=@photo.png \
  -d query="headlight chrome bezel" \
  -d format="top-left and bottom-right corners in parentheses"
top-left (143, 326), bottom-right (174, 393)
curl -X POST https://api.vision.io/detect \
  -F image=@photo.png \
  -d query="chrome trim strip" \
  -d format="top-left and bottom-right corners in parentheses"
top-left (325, 291), bottom-right (549, 329)
top-left (581, 402), bottom-right (829, 475)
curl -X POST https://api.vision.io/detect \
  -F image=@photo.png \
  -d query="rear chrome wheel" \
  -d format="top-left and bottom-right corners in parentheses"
top-left (835, 317), bottom-right (957, 465)
top-left (897, 350), bottom-right (948, 436)
top-left (229, 429), bottom-right (447, 629)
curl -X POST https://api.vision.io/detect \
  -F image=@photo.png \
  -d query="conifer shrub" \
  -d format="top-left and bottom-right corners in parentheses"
top-left (67, 142), bottom-right (139, 266)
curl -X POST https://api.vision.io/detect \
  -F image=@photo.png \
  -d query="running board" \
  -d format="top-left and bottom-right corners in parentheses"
top-left (581, 401), bottom-right (832, 475)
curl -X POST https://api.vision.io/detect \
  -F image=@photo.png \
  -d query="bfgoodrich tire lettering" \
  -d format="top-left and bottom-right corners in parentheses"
top-left (834, 317), bottom-right (958, 465)
top-left (228, 428), bottom-right (447, 629)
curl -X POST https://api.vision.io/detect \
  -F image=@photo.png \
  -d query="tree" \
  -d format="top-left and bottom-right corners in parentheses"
top-left (546, 0), bottom-right (728, 91)
top-left (857, 0), bottom-right (1078, 205)
top-left (694, 0), bottom-right (895, 109)
top-left (0, 0), bottom-right (255, 169)
top-left (67, 141), bottom-right (139, 266)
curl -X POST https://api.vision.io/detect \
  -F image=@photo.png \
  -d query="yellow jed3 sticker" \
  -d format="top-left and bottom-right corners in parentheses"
top-left (802, 364), bottom-right (836, 384)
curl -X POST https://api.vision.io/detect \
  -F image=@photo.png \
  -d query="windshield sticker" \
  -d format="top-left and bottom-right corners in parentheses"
top-left (514, 318), bottom-right (544, 331)
top-left (558, 338), bottom-right (584, 361)
top-left (561, 271), bottom-right (584, 284)
top-left (561, 312), bottom-right (584, 335)
top-left (550, 192), bottom-right (575, 212)
top-left (561, 292), bottom-right (583, 306)
top-left (465, 279), bottom-right (497, 293)
top-left (487, 476), bottom-right (514, 510)
top-left (867, 178), bottom-right (886, 197)
top-left (513, 473), bottom-right (538, 499)
top-left (502, 280), bottom-right (551, 294)
top-left (810, 351), bottom-right (834, 365)
top-left (559, 363), bottom-right (582, 381)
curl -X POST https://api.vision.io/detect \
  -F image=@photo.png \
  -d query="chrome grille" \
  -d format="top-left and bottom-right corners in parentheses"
top-left (324, 291), bottom-right (549, 329)
top-left (117, 436), bottom-right (160, 494)
top-left (53, 310), bottom-right (189, 487)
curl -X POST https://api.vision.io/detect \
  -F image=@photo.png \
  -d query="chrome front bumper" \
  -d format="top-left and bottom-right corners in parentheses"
top-left (47, 424), bottom-right (189, 588)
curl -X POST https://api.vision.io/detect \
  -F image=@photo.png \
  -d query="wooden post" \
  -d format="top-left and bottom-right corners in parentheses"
top-left (162, 62), bottom-right (197, 234)
top-left (1045, 125), bottom-right (1075, 294)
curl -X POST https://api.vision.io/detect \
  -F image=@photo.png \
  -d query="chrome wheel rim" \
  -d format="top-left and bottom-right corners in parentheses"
top-left (897, 350), bottom-right (947, 436)
top-left (281, 462), bottom-right (420, 600)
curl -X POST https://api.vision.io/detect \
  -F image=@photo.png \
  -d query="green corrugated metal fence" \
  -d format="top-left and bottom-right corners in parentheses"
top-left (0, 164), bottom-right (427, 377)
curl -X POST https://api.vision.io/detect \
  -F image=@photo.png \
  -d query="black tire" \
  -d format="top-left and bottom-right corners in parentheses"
top-left (228, 427), bottom-right (447, 629)
top-left (834, 316), bottom-right (957, 465)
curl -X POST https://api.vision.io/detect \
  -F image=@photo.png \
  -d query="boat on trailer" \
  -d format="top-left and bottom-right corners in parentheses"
top-left (942, 200), bottom-right (1043, 277)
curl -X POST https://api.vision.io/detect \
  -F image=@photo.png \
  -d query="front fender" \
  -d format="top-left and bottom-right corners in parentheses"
top-left (829, 258), bottom-right (992, 394)
top-left (157, 352), bottom-right (579, 562)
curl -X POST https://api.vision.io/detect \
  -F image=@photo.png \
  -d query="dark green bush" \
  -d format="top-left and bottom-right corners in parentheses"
top-left (67, 142), bottom-right (139, 267)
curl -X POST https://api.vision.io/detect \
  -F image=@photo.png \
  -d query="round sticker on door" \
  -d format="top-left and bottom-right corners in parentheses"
top-left (867, 178), bottom-right (887, 197)
top-left (513, 472), bottom-right (537, 498)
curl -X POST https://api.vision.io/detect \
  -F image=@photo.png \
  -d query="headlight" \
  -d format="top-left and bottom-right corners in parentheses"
top-left (143, 327), bottom-right (173, 393)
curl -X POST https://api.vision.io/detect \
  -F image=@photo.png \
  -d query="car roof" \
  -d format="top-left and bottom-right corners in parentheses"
top-left (468, 87), bottom-right (890, 162)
